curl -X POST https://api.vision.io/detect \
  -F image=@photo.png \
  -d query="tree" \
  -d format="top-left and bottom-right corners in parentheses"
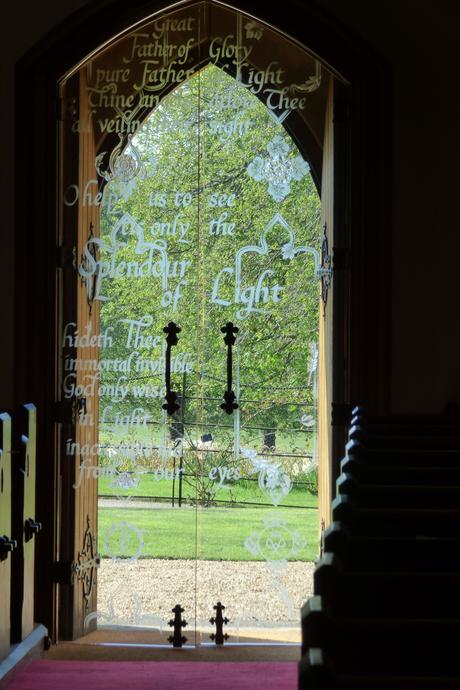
top-left (95, 65), bottom-right (321, 477)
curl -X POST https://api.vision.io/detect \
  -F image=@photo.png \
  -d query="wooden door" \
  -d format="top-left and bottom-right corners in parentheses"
top-left (318, 76), bottom-right (334, 532)
top-left (10, 404), bottom-right (40, 643)
top-left (57, 65), bottom-right (100, 640)
top-left (0, 413), bottom-right (13, 658)
top-left (318, 76), bottom-right (351, 535)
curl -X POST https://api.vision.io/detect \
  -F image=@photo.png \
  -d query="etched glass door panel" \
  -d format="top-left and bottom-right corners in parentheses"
top-left (195, 10), bottom-right (323, 643)
top-left (58, 0), bottom-right (329, 645)
top-left (59, 3), bottom-right (203, 644)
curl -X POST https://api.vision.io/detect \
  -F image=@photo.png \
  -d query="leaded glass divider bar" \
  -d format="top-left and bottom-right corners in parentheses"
top-left (58, 0), bottom-right (329, 644)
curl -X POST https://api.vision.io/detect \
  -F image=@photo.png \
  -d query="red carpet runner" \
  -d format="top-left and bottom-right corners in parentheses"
top-left (6, 660), bottom-right (297, 690)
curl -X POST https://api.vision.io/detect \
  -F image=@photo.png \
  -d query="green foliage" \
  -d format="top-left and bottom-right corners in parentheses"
top-left (97, 64), bottom-right (321, 461)
top-left (304, 469), bottom-right (318, 496)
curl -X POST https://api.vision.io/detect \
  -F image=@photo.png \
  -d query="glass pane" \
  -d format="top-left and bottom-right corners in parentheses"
top-left (59, 0), bottom-right (327, 647)
top-left (194, 5), bottom-right (323, 646)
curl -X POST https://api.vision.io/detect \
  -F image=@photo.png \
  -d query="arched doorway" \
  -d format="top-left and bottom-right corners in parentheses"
top-left (15, 0), bottom-right (390, 649)
top-left (57, 1), bottom-right (334, 645)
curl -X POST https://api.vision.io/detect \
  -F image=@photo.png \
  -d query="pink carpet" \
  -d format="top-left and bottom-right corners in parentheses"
top-left (6, 661), bottom-right (297, 690)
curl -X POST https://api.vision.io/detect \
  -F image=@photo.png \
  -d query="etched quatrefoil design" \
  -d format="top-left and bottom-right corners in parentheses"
top-left (247, 135), bottom-right (310, 202)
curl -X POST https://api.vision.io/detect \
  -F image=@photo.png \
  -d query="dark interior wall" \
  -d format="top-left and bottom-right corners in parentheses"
top-left (0, 0), bottom-right (90, 408)
top-left (1, 0), bottom-right (458, 413)
top-left (316, 0), bottom-right (460, 413)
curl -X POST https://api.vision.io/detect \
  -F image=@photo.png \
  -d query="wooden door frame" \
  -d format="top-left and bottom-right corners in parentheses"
top-left (15, 0), bottom-right (391, 641)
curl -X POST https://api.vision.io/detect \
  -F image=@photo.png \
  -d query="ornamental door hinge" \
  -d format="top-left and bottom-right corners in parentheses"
top-left (73, 516), bottom-right (100, 605)
top-left (319, 226), bottom-right (332, 310)
top-left (319, 234), bottom-right (350, 311)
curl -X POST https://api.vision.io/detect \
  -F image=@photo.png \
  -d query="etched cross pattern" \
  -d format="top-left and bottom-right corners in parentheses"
top-left (247, 135), bottom-right (310, 201)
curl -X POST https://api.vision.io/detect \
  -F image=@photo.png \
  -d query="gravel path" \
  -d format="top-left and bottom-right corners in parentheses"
top-left (97, 558), bottom-right (315, 628)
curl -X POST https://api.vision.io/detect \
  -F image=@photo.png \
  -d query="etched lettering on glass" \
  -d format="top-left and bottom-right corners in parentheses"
top-left (78, 212), bottom-right (190, 305)
top-left (211, 213), bottom-right (321, 318)
top-left (59, 7), bottom-right (325, 637)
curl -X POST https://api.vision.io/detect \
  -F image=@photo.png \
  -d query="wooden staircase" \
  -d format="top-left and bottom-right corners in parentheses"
top-left (299, 407), bottom-right (460, 689)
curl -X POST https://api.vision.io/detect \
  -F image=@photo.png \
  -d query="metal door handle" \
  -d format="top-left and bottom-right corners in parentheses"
top-left (162, 322), bottom-right (181, 416)
top-left (0, 535), bottom-right (17, 560)
top-left (24, 518), bottom-right (42, 542)
top-left (221, 322), bottom-right (238, 414)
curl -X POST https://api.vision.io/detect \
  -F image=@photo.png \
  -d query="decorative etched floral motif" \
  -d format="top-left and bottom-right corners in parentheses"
top-left (110, 472), bottom-right (140, 490)
top-left (112, 152), bottom-right (138, 184)
top-left (258, 464), bottom-right (292, 507)
top-left (96, 135), bottom-right (144, 202)
top-left (84, 585), bottom-right (166, 630)
top-left (281, 242), bottom-right (296, 260)
top-left (291, 63), bottom-right (322, 95)
top-left (245, 20), bottom-right (264, 40)
top-left (244, 514), bottom-right (307, 619)
top-left (247, 135), bottom-right (310, 201)
top-left (104, 521), bottom-right (145, 561)
top-left (245, 515), bottom-right (306, 563)
top-left (267, 136), bottom-right (290, 159)
top-left (240, 448), bottom-right (292, 506)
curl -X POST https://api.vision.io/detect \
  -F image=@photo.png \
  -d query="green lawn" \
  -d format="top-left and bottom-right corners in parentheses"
top-left (98, 503), bottom-right (319, 561)
top-left (98, 473), bottom-right (317, 508)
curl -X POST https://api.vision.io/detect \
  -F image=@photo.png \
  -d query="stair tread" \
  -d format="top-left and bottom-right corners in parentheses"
top-left (330, 616), bottom-right (460, 624)
top-left (318, 568), bottom-right (460, 577)
top-left (339, 673), bottom-right (460, 687)
top-left (339, 481), bottom-right (460, 489)
top-left (345, 465), bottom-right (460, 470)
top-left (302, 417), bottom-right (460, 688)
top-left (325, 523), bottom-right (460, 540)
top-left (335, 503), bottom-right (460, 513)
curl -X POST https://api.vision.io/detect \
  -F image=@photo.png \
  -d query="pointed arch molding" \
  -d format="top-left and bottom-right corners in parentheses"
top-left (15, 0), bottom-right (391, 639)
